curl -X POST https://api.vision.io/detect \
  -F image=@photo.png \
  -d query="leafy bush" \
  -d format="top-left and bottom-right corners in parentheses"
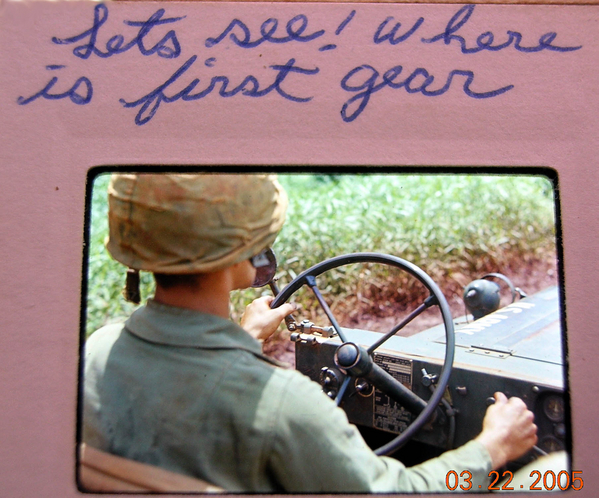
top-left (85, 173), bottom-right (555, 336)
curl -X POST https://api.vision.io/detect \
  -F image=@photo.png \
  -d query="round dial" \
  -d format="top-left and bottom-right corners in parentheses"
top-left (539, 436), bottom-right (564, 453)
top-left (543, 395), bottom-right (564, 422)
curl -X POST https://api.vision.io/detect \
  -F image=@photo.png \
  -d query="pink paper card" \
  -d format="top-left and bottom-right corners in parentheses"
top-left (0, 0), bottom-right (597, 495)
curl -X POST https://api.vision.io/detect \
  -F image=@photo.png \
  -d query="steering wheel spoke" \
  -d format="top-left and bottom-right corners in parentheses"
top-left (334, 375), bottom-right (352, 406)
top-left (334, 342), bottom-right (428, 415)
top-left (305, 275), bottom-right (348, 343)
top-left (367, 294), bottom-right (438, 354)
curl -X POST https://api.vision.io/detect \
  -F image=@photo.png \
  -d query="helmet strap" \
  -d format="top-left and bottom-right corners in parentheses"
top-left (123, 268), bottom-right (141, 304)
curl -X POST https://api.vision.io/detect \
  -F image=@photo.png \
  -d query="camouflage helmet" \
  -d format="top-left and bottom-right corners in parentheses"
top-left (106, 173), bottom-right (288, 274)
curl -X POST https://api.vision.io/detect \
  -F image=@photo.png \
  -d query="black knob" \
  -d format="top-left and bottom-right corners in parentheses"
top-left (336, 343), bottom-right (359, 368)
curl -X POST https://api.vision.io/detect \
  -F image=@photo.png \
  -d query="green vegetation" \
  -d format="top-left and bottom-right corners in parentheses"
top-left (85, 173), bottom-right (556, 336)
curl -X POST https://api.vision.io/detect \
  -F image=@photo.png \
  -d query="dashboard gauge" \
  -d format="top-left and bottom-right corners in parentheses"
top-left (543, 395), bottom-right (565, 422)
top-left (539, 436), bottom-right (564, 453)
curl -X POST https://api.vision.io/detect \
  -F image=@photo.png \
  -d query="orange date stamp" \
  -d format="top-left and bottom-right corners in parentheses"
top-left (446, 470), bottom-right (584, 491)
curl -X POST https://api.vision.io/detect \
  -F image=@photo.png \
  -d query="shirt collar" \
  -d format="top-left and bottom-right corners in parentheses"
top-left (124, 299), bottom-right (263, 356)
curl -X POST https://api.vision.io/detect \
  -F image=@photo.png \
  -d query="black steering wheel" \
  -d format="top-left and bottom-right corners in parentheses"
top-left (271, 253), bottom-right (455, 456)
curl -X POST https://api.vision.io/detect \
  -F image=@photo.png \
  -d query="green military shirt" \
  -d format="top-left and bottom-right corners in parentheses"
top-left (83, 300), bottom-right (492, 492)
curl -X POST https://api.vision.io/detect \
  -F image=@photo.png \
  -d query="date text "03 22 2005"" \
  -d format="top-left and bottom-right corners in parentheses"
top-left (445, 470), bottom-right (584, 491)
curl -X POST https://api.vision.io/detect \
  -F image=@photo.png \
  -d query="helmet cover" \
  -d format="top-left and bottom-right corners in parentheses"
top-left (106, 173), bottom-right (288, 274)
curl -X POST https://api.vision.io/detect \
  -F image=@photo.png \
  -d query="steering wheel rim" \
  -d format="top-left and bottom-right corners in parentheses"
top-left (271, 253), bottom-right (455, 456)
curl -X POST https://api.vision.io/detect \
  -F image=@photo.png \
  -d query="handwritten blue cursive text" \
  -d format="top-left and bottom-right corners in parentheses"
top-left (17, 65), bottom-right (93, 106)
top-left (340, 62), bottom-right (513, 122)
top-left (52, 3), bottom-right (184, 59)
top-left (119, 56), bottom-right (319, 125)
top-left (205, 14), bottom-right (325, 48)
top-left (422, 5), bottom-right (583, 54)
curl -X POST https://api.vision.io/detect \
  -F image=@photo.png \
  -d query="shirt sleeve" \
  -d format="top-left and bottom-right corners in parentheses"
top-left (265, 370), bottom-right (492, 493)
top-left (82, 324), bottom-right (125, 451)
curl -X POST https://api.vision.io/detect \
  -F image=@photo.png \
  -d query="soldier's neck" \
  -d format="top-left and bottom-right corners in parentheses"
top-left (153, 270), bottom-right (233, 319)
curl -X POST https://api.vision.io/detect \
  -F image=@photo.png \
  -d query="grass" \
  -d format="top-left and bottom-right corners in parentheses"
top-left (84, 172), bottom-right (556, 336)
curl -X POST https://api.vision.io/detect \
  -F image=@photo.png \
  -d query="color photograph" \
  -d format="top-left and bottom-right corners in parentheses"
top-left (81, 170), bottom-right (566, 492)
